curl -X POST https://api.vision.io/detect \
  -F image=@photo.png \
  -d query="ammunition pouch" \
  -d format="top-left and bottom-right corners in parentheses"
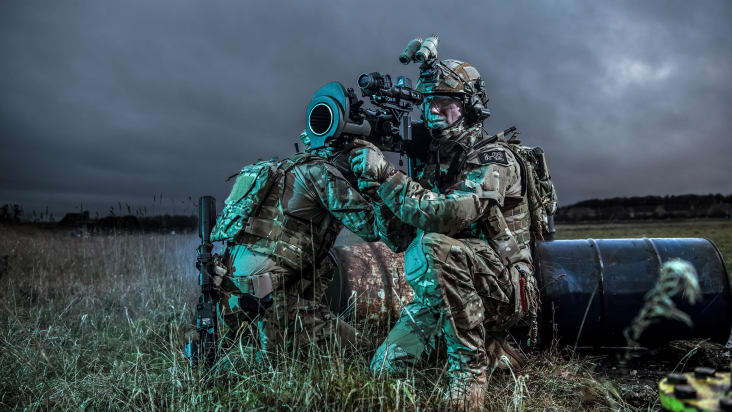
top-left (236, 210), bottom-right (338, 270)
top-left (484, 205), bottom-right (522, 266)
top-left (503, 200), bottom-right (531, 247)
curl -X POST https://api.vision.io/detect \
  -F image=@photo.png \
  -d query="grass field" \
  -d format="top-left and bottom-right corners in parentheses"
top-left (556, 220), bottom-right (732, 265)
top-left (1, 220), bottom-right (730, 411)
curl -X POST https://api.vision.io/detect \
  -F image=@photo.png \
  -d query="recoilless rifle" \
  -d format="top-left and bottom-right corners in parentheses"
top-left (305, 72), bottom-right (431, 176)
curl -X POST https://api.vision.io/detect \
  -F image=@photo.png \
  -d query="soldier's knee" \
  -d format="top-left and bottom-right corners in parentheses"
top-left (420, 233), bottom-right (472, 272)
top-left (405, 232), bottom-right (460, 271)
top-left (404, 233), bottom-right (444, 307)
top-left (420, 232), bottom-right (455, 259)
top-left (405, 233), bottom-right (474, 307)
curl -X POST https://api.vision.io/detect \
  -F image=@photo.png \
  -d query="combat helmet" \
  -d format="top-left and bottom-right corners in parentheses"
top-left (416, 59), bottom-right (491, 129)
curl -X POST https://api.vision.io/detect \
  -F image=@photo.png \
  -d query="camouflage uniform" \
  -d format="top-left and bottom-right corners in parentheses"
top-left (364, 126), bottom-right (534, 375)
top-left (352, 60), bottom-right (554, 397)
top-left (211, 145), bottom-right (404, 355)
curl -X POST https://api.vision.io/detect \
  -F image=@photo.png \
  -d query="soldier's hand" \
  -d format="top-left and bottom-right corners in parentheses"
top-left (349, 145), bottom-right (396, 182)
top-left (357, 178), bottom-right (381, 197)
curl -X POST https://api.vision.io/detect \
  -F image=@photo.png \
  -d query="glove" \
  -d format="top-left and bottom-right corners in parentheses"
top-left (348, 144), bottom-right (397, 183)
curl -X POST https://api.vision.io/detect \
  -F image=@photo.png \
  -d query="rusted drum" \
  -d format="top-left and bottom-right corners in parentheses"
top-left (326, 238), bottom-right (731, 347)
top-left (324, 242), bottom-right (411, 326)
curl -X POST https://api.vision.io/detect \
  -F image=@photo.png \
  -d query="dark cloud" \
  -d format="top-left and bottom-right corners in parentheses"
top-left (1, 0), bottom-right (731, 217)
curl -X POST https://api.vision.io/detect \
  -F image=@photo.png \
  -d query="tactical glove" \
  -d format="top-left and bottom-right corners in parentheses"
top-left (348, 143), bottom-right (397, 184)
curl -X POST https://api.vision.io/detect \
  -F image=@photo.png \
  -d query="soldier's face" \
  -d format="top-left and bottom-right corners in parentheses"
top-left (423, 95), bottom-right (463, 130)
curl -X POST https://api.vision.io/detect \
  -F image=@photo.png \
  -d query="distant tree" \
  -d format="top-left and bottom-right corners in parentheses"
top-left (0, 205), bottom-right (9, 222)
top-left (12, 205), bottom-right (22, 222)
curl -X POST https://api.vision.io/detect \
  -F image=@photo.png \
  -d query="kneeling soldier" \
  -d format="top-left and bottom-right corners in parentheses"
top-left (211, 131), bottom-right (409, 356)
top-left (351, 59), bottom-right (557, 409)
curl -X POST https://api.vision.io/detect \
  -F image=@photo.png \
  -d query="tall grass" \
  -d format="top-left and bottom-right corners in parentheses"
top-left (1, 225), bottom-right (639, 410)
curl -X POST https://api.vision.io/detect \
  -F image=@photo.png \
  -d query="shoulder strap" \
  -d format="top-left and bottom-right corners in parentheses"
top-left (500, 142), bottom-right (527, 197)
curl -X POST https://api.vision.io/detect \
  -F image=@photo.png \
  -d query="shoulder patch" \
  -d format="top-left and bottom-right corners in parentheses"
top-left (478, 149), bottom-right (509, 166)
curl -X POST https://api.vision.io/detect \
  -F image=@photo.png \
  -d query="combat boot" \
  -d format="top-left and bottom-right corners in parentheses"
top-left (486, 335), bottom-right (526, 371)
top-left (335, 318), bottom-right (359, 347)
top-left (442, 370), bottom-right (487, 411)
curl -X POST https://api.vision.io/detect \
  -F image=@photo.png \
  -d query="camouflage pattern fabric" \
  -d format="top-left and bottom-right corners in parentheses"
top-left (371, 231), bottom-right (524, 376)
top-left (215, 148), bottom-right (407, 356)
top-left (658, 369), bottom-right (731, 411)
top-left (217, 249), bottom-right (355, 351)
top-left (362, 126), bottom-right (538, 381)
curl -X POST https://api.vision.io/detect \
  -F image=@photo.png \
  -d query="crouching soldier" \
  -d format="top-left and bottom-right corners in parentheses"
top-left (350, 59), bottom-right (557, 409)
top-left (210, 131), bottom-right (411, 357)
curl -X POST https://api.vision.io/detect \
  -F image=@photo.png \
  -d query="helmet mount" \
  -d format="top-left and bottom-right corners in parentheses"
top-left (400, 35), bottom-right (491, 128)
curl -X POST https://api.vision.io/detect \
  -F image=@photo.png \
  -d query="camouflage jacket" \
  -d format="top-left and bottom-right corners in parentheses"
top-left (214, 150), bottom-right (411, 271)
top-left (375, 127), bottom-right (532, 265)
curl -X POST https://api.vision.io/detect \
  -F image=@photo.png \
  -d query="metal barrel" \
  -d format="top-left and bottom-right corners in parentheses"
top-left (536, 238), bottom-right (731, 347)
top-left (324, 242), bottom-right (411, 326)
top-left (326, 238), bottom-right (731, 347)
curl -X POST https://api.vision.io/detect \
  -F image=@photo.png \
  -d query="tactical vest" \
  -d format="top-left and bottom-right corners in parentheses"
top-left (211, 152), bottom-right (340, 270)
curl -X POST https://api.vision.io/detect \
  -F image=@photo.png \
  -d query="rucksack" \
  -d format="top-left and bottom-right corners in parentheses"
top-left (210, 159), bottom-right (280, 242)
top-left (210, 151), bottom-right (326, 243)
top-left (503, 144), bottom-right (558, 241)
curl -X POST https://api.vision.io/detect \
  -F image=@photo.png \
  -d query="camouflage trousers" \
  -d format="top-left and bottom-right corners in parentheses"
top-left (371, 232), bottom-right (529, 378)
top-left (217, 244), bottom-right (356, 355)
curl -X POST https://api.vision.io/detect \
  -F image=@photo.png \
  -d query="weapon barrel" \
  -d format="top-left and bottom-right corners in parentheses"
top-left (186, 195), bottom-right (218, 368)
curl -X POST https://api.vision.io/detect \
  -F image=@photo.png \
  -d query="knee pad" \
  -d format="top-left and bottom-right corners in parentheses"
top-left (404, 233), bottom-right (449, 309)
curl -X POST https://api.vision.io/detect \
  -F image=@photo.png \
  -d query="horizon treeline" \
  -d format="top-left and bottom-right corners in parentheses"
top-left (557, 193), bottom-right (732, 222)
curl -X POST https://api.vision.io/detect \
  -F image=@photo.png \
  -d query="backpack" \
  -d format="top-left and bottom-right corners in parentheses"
top-left (210, 159), bottom-right (280, 242)
top-left (210, 152), bottom-right (325, 243)
top-left (504, 144), bottom-right (558, 241)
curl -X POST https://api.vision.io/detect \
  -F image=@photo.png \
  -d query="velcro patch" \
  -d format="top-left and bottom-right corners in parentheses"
top-left (478, 149), bottom-right (509, 166)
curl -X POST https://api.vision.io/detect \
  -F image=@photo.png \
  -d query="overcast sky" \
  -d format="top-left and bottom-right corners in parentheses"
top-left (1, 0), bottom-right (731, 218)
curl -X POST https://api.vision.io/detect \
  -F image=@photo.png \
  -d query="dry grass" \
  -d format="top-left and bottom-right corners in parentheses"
top-left (1, 220), bottom-right (730, 410)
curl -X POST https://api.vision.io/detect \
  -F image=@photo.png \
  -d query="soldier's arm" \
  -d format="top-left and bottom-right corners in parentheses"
top-left (297, 161), bottom-right (381, 242)
top-left (327, 143), bottom-right (416, 252)
top-left (375, 159), bottom-right (513, 236)
top-left (370, 199), bottom-right (417, 252)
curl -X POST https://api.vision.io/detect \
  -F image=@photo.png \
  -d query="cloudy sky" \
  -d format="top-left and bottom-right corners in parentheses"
top-left (1, 0), bottom-right (731, 218)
